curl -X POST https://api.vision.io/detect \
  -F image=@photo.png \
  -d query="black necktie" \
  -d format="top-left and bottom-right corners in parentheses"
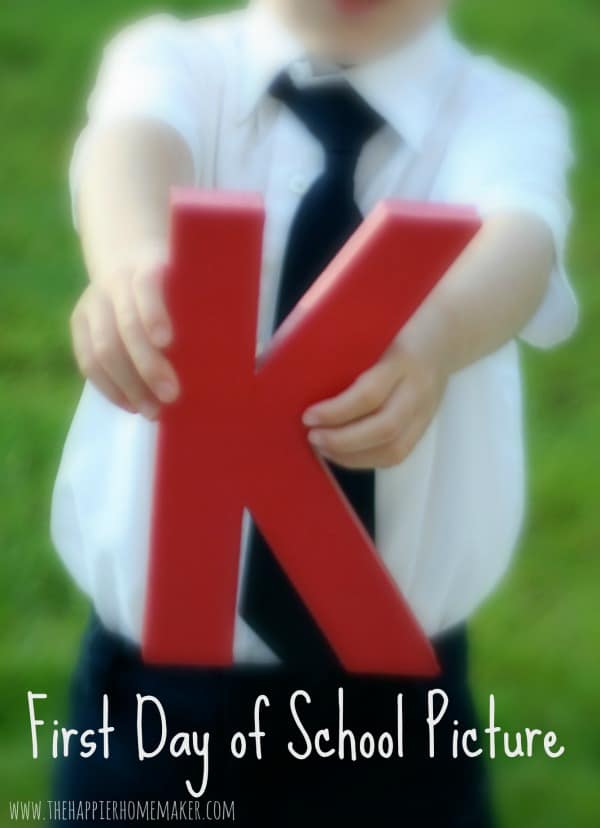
top-left (240, 73), bottom-right (385, 668)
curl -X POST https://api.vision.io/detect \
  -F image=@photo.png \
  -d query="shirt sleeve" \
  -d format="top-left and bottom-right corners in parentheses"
top-left (69, 15), bottom-right (203, 227)
top-left (447, 67), bottom-right (578, 349)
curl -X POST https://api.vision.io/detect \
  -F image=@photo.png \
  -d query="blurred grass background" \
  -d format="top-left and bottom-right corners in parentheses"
top-left (0, 0), bottom-right (598, 824)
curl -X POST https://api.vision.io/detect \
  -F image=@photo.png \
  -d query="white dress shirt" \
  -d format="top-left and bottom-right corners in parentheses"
top-left (52, 2), bottom-right (578, 663)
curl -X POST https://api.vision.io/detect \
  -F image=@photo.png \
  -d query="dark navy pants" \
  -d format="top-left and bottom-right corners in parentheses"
top-left (53, 615), bottom-right (495, 827)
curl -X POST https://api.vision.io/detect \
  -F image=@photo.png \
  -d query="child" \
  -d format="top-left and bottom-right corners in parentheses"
top-left (51, 0), bottom-right (578, 824)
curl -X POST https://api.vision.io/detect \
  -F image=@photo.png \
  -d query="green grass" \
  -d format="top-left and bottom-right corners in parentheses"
top-left (1, 0), bottom-right (599, 825)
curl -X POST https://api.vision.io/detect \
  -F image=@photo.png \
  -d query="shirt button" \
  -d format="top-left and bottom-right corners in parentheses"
top-left (289, 173), bottom-right (310, 196)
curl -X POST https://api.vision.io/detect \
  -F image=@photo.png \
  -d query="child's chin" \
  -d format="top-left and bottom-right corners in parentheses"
top-left (291, 0), bottom-right (396, 64)
top-left (309, 30), bottom-right (387, 66)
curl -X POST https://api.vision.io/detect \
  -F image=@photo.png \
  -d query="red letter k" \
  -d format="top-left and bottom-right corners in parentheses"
top-left (144, 191), bottom-right (479, 677)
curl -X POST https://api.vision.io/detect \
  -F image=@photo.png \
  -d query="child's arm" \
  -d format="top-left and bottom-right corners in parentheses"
top-left (70, 120), bottom-right (193, 419)
top-left (303, 211), bottom-right (562, 469)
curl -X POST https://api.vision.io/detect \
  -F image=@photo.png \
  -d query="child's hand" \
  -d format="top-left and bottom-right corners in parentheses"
top-left (70, 243), bottom-right (180, 420)
top-left (303, 306), bottom-right (450, 470)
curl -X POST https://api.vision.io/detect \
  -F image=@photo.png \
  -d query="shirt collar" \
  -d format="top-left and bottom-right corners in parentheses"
top-left (239, 3), bottom-right (464, 152)
top-left (239, 2), bottom-right (305, 121)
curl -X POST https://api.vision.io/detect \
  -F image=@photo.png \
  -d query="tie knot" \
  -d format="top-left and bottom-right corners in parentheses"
top-left (271, 72), bottom-right (384, 159)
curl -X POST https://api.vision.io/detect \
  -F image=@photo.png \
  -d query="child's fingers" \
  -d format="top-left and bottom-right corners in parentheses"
top-left (316, 418), bottom-right (424, 471)
top-left (303, 353), bottom-right (402, 428)
top-left (111, 279), bottom-right (180, 406)
top-left (132, 262), bottom-right (173, 348)
top-left (70, 303), bottom-right (139, 414)
top-left (84, 288), bottom-right (160, 419)
top-left (307, 383), bottom-right (416, 455)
